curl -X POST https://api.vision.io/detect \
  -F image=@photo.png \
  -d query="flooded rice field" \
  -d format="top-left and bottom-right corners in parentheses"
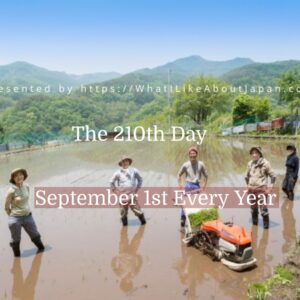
top-left (0, 138), bottom-right (299, 299)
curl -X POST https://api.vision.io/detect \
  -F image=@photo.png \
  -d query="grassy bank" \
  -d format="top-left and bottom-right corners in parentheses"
top-left (0, 140), bottom-right (71, 158)
top-left (248, 237), bottom-right (300, 300)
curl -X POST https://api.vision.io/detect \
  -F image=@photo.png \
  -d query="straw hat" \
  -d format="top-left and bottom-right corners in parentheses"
top-left (10, 168), bottom-right (28, 184)
top-left (118, 155), bottom-right (133, 166)
top-left (249, 146), bottom-right (263, 157)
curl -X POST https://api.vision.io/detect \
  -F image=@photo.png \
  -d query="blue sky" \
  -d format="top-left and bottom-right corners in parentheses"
top-left (0, 0), bottom-right (299, 74)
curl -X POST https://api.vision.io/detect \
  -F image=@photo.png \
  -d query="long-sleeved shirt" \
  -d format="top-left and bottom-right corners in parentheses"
top-left (286, 153), bottom-right (299, 179)
top-left (177, 160), bottom-right (208, 184)
top-left (245, 157), bottom-right (276, 187)
top-left (110, 167), bottom-right (143, 189)
top-left (5, 183), bottom-right (31, 217)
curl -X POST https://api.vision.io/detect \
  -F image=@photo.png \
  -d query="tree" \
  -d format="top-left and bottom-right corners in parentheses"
top-left (278, 69), bottom-right (300, 111)
top-left (174, 76), bottom-right (232, 126)
top-left (232, 94), bottom-right (271, 125)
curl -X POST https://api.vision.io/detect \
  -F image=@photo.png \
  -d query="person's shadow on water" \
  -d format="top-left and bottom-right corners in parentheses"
top-left (111, 226), bottom-right (145, 294)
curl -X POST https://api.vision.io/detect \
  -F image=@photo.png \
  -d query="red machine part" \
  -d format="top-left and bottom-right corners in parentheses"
top-left (201, 220), bottom-right (252, 246)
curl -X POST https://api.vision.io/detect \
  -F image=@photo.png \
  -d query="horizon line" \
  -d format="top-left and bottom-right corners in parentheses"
top-left (1, 55), bottom-right (300, 76)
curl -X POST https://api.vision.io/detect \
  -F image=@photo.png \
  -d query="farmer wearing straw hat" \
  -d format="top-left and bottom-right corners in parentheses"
top-left (5, 168), bottom-right (45, 257)
top-left (110, 155), bottom-right (146, 226)
top-left (245, 146), bottom-right (276, 229)
top-left (177, 146), bottom-right (208, 227)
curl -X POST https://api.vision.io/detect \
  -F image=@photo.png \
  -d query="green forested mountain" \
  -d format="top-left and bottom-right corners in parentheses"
top-left (1, 57), bottom-right (300, 143)
top-left (0, 93), bottom-right (136, 143)
top-left (221, 60), bottom-right (300, 87)
top-left (0, 56), bottom-right (254, 89)
top-left (103, 56), bottom-right (254, 86)
top-left (0, 61), bottom-right (121, 87)
top-left (137, 56), bottom-right (254, 77)
top-left (2, 58), bottom-right (300, 93)
top-left (86, 56), bottom-right (254, 107)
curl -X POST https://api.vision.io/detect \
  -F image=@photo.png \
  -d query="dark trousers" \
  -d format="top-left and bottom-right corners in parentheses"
top-left (282, 173), bottom-right (297, 200)
top-left (8, 213), bottom-right (41, 243)
top-left (120, 197), bottom-right (143, 218)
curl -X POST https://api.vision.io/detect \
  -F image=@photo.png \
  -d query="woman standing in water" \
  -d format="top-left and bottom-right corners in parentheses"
top-left (282, 144), bottom-right (299, 201)
top-left (5, 168), bottom-right (45, 257)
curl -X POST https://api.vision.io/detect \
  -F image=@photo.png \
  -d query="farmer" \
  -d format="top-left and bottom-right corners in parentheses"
top-left (245, 146), bottom-right (276, 229)
top-left (5, 168), bottom-right (45, 257)
top-left (110, 155), bottom-right (146, 226)
top-left (177, 146), bottom-right (208, 227)
top-left (282, 144), bottom-right (299, 201)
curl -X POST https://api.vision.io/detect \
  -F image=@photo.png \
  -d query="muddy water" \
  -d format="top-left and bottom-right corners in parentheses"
top-left (0, 138), bottom-right (299, 300)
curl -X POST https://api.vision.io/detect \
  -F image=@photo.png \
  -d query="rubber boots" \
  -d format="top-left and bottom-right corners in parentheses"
top-left (251, 208), bottom-right (258, 226)
top-left (260, 207), bottom-right (269, 229)
top-left (121, 216), bottom-right (128, 226)
top-left (288, 191), bottom-right (294, 201)
top-left (181, 215), bottom-right (186, 227)
top-left (262, 214), bottom-right (269, 229)
top-left (138, 214), bottom-right (146, 225)
top-left (10, 242), bottom-right (21, 257)
top-left (32, 236), bottom-right (45, 251)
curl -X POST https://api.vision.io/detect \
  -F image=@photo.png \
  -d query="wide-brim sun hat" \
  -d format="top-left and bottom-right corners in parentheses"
top-left (249, 146), bottom-right (263, 157)
top-left (10, 168), bottom-right (28, 184)
top-left (118, 155), bottom-right (133, 166)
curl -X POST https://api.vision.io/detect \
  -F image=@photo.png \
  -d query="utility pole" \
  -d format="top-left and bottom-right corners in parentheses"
top-left (167, 69), bottom-right (171, 132)
top-left (296, 108), bottom-right (299, 135)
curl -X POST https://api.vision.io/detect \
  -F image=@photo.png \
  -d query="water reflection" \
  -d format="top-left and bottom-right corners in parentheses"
top-left (252, 226), bottom-right (272, 277)
top-left (175, 239), bottom-right (204, 299)
top-left (281, 199), bottom-right (296, 253)
top-left (111, 226), bottom-right (145, 293)
top-left (11, 253), bottom-right (44, 300)
top-left (175, 233), bottom-right (240, 300)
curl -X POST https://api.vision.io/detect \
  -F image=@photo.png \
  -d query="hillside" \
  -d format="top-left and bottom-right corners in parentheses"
top-left (221, 60), bottom-right (300, 87)
top-left (1, 57), bottom-right (300, 143)
top-left (103, 56), bottom-right (254, 86)
top-left (0, 61), bottom-right (121, 87)
top-left (138, 55), bottom-right (254, 77)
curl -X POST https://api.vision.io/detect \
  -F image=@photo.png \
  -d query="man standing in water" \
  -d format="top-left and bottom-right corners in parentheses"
top-left (110, 155), bottom-right (146, 226)
top-left (282, 144), bottom-right (299, 201)
top-left (245, 146), bottom-right (276, 229)
top-left (177, 146), bottom-right (208, 227)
